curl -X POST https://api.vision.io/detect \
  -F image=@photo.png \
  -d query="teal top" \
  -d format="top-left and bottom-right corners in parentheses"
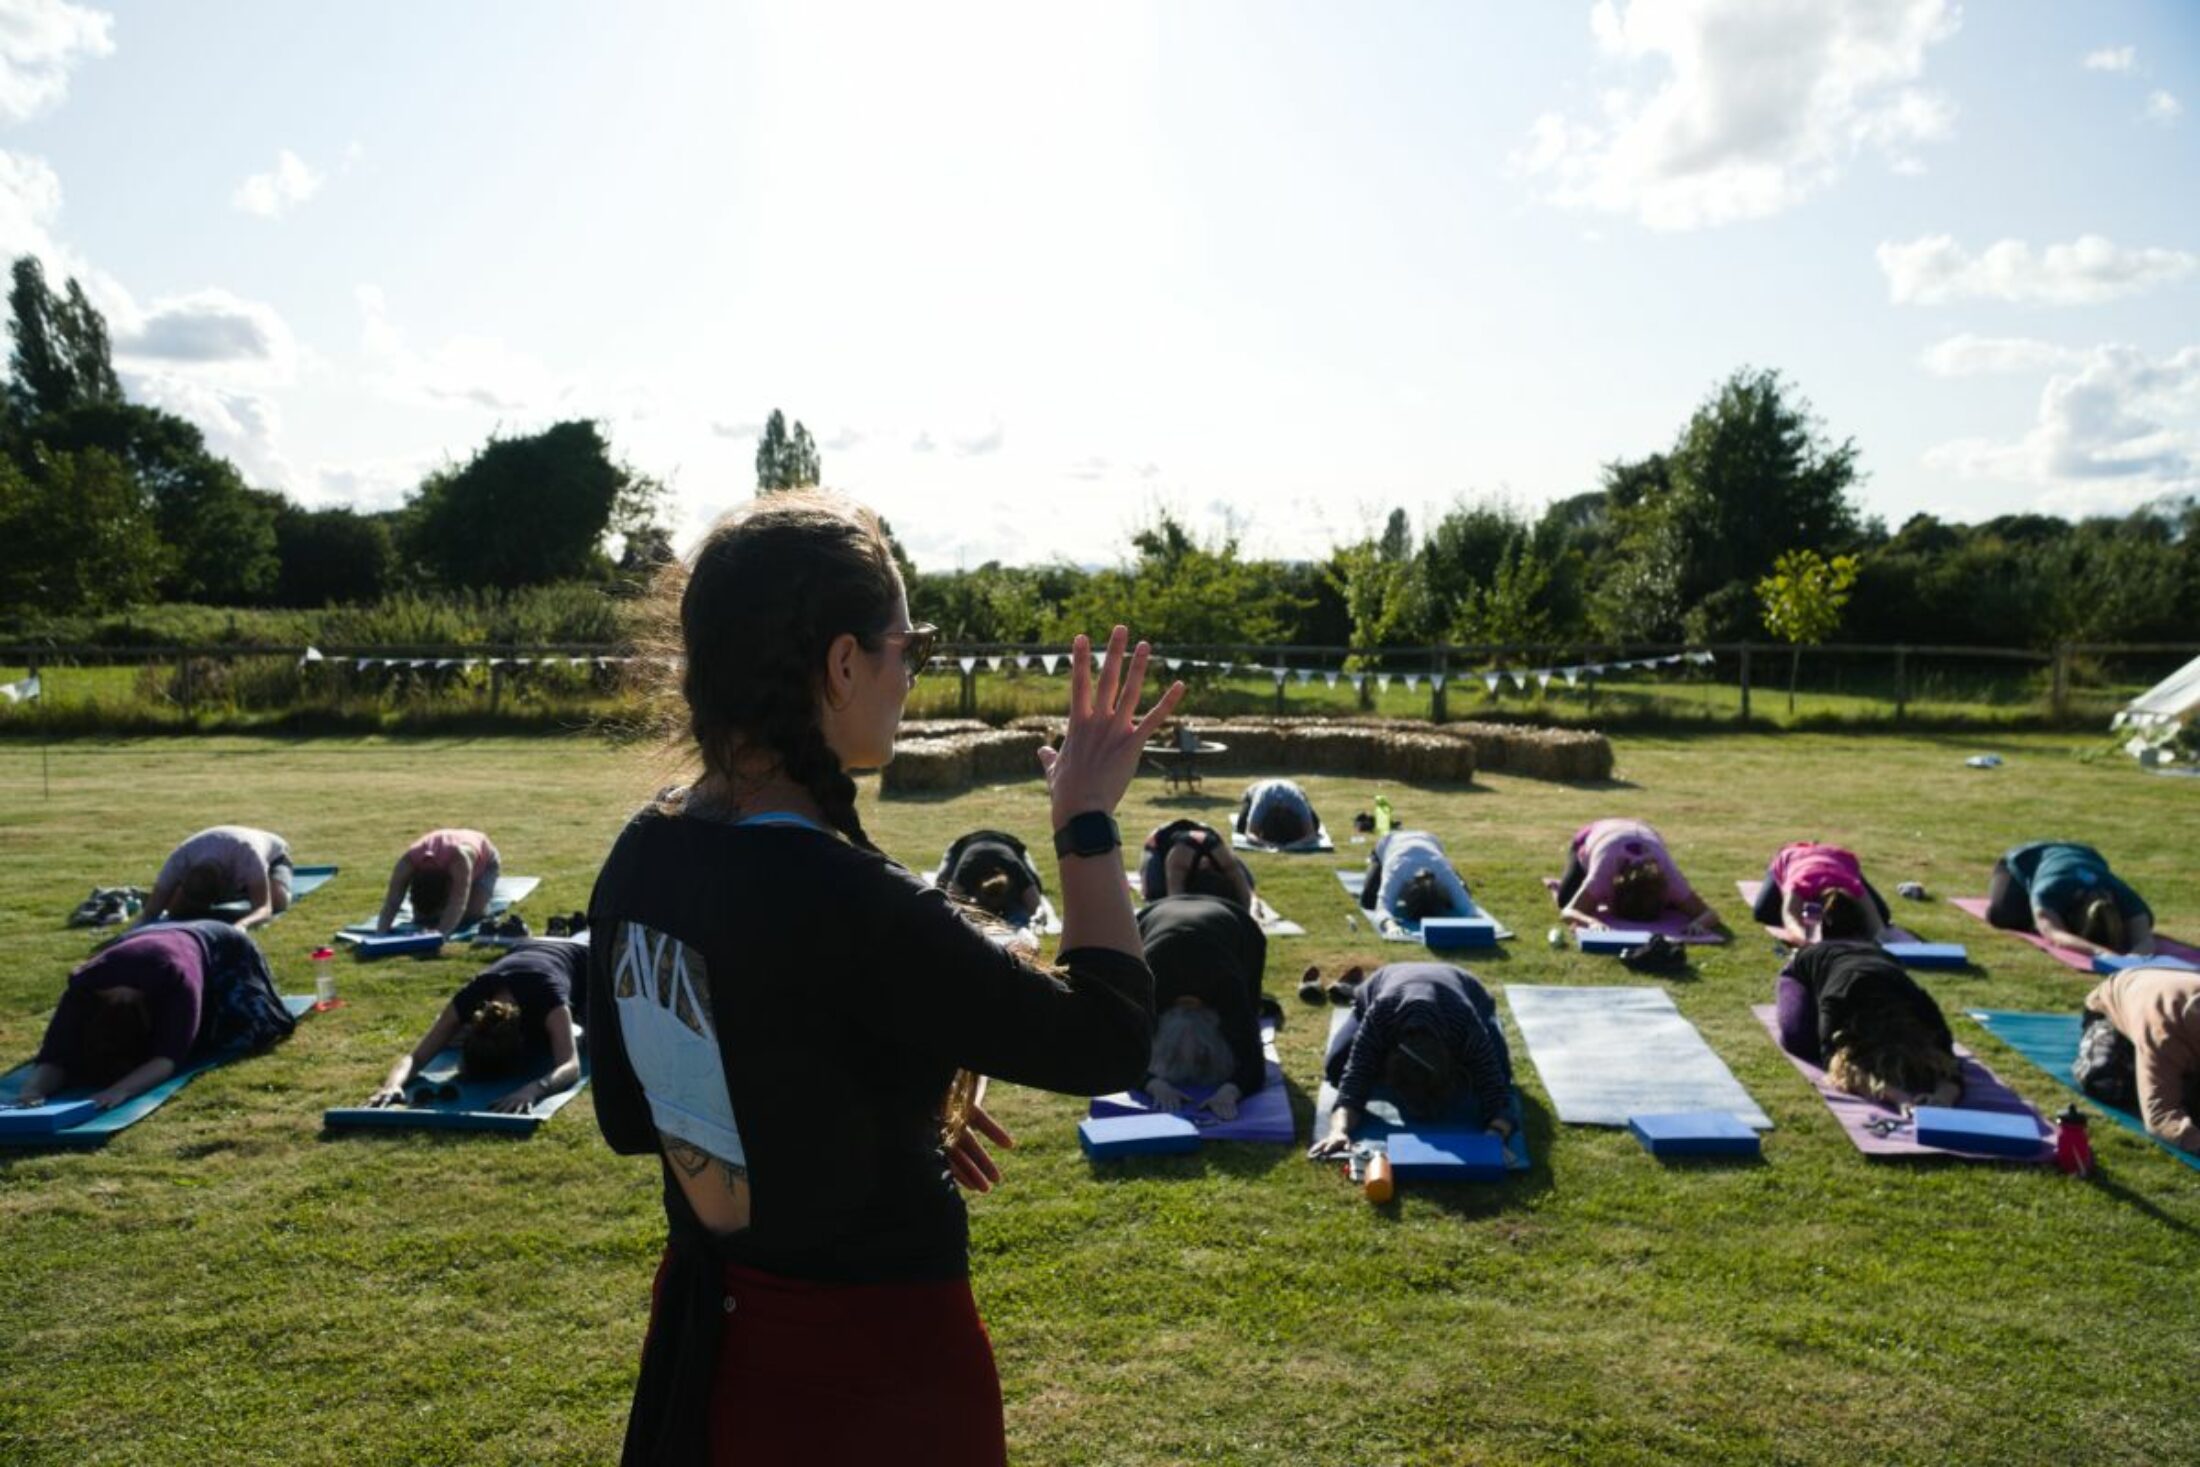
top-left (2004, 841), bottom-right (2150, 922)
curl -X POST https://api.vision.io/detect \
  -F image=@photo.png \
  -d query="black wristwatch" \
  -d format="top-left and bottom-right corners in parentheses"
top-left (1053, 811), bottom-right (1121, 860)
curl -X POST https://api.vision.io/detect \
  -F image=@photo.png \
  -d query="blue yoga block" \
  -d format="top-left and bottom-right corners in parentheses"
top-left (356, 932), bottom-right (445, 961)
top-left (1911, 1106), bottom-right (2042, 1157)
top-left (2091, 952), bottom-right (2200, 975)
top-left (1578, 929), bottom-right (1653, 956)
top-left (0, 1099), bottom-right (100, 1137)
top-left (1386, 1129), bottom-right (1507, 1181)
top-left (1884, 942), bottom-right (1968, 970)
top-left (1421, 917), bottom-right (1498, 950)
top-left (1079, 1114), bottom-right (1200, 1159)
top-left (1628, 1111), bottom-right (1761, 1158)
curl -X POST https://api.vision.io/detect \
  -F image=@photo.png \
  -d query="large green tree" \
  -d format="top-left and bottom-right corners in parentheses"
top-left (6, 256), bottom-right (122, 420)
top-left (0, 447), bottom-right (164, 612)
top-left (1051, 512), bottom-right (1300, 651)
top-left (273, 505), bottom-right (396, 607)
top-left (754, 408), bottom-right (821, 493)
top-left (402, 420), bottom-right (636, 589)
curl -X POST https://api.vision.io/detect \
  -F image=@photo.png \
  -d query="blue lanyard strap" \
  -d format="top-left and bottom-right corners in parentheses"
top-left (733, 811), bottom-right (832, 834)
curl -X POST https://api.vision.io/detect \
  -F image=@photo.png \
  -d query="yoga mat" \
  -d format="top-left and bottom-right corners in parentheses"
top-left (1736, 880), bottom-right (1921, 947)
top-left (1750, 1005), bottom-right (2052, 1163)
top-left (0, 996), bottom-right (314, 1151)
top-left (1120, 864), bottom-right (1304, 938)
top-left (1968, 1008), bottom-right (2200, 1174)
top-left (1507, 985), bottom-right (1771, 1129)
top-left (918, 872), bottom-right (1064, 937)
top-left (1951, 897), bottom-right (2200, 973)
top-left (1335, 869), bottom-right (1515, 946)
top-left (1542, 877), bottom-right (1727, 944)
top-left (1232, 826), bottom-right (1335, 854)
top-left (1090, 1021), bottom-right (1293, 1144)
top-left (150, 864), bottom-right (340, 927)
top-left (1311, 1008), bottom-right (1531, 1171)
top-left (324, 1054), bottom-right (591, 1136)
top-left (335, 875), bottom-right (543, 945)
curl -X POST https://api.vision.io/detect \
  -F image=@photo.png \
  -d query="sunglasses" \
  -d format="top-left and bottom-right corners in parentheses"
top-left (879, 623), bottom-right (939, 684)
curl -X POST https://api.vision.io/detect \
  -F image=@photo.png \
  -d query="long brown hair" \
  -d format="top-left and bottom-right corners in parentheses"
top-left (635, 490), bottom-right (992, 1143)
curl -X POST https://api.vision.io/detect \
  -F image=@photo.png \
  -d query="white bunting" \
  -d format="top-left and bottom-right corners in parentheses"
top-left (1509, 671), bottom-right (1528, 691)
top-left (987, 656), bottom-right (1004, 672)
top-left (1376, 674), bottom-right (1392, 694)
top-left (1272, 668), bottom-right (1287, 687)
top-left (0, 672), bottom-right (40, 703)
top-left (1431, 674), bottom-right (1445, 691)
top-left (1324, 672), bottom-right (1339, 689)
top-left (1042, 654), bottom-right (1061, 675)
top-left (1403, 674), bottom-right (1421, 693)
top-left (1164, 657), bottom-right (1182, 672)
top-left (1691, 649), bottom-right (1715, 666)
top-left (1537, 672), bottom-right (1552, 691)
top-left (1564, 668), bottom-right (1580, 687)
top-left (298, 645), bottom-right (324, 667)
top-left (959, 657), bottom-right (978, 674)
top-left (1219, 662), bottom-right (1235, 677)
top-left (1294, 669), bottom-right (1312, 686)
top-left (1349, 674), bottom-right (1366, 692)
top-left (1483, 672), bottom-right (1502, 693)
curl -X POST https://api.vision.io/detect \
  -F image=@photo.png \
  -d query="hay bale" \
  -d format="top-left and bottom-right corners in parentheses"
top-left (901, 718), bottom-right (989, 739)
top-left (967, 729), bottom-right (1046, 782)
top-left (880, 737), bottom-right (972, 796)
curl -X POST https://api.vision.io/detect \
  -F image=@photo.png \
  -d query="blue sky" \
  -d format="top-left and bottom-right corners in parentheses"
top-left (5, 0), bottom-right (2196, 569)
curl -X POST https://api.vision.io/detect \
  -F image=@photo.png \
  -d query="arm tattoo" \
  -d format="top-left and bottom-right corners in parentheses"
top-left (662, 1135), bottom-right (711, 1178)
top-left (719, 1161), bottom-right (749, 1196)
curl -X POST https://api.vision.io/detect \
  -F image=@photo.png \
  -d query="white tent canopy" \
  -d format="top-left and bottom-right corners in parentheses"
top-left (2115, 653), bottom-right (2200, 730)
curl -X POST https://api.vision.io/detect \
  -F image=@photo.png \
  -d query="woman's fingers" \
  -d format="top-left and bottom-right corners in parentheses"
top-left (1114, 639), bottom-right (1151, 721)
top-left (1130, 680), bottom-right (1189, 744)
top-left (967, 1102), bottom-right (1015, 1148)
top-left (1068, 633), bottom-right (1093, 721)
top-left (1095, 625), bottom-right (1128, 716)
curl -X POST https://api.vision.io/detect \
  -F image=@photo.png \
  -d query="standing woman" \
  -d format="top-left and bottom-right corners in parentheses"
top-left (588, 491), bottom-right (1183, 1466)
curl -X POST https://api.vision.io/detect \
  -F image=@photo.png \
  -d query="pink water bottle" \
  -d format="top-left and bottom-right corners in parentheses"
top-left (2053, 1105), bottom-right (2094, 1177)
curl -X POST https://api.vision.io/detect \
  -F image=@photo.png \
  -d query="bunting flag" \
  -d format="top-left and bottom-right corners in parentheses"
top-left (1376, 674), bottom-right (1392, 694)
top-left (0, 672), bottom-right (40, 703)
top-left (958, 656), bottom-right (978, 675)
top-left (1564, 668), bottom-right (1579, 688)
top-left (986, 656), bottom-right (1005, 672)
top-left (1402, 673), bottom-right (1421, 693)
top-left (1164, 657), bottom-right (1182, 672)
top-left (1483, 672), bottom-right (1502, 693)
top-left (1218, 662), bottom-right (1235, 677)
top-left (1324, 672), bottom-right (1339, 689)
top-left (1295, 669), bottom-right (1312, 686)
top-left (1508, 671), bottom-right (1528, 691)
top-left (1042, 653), bottom-right (1061, 675)
top-left (1430, 674), bottom-right (1445, 692)
top-left (1537, 672), bottom-right (1552, 691)
top-left (1349, 674), bottom-right (1365, 692)
top-left (299, 646), bottom-right (324, 667)
top-left (1271, 668), bottom-right (1287, 687)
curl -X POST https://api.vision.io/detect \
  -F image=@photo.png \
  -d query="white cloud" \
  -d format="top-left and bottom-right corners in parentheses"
top-left (909, 430), bottom-right (936, 453)
top-left (0, 0), bottom-right (111, 124)
top-left (953, 424), bottom-right (1004, 457)
top-left (1924, 344), bottom-right (2200, 514)
top-left (114, 288), bottom-right (297, 381)
top-left (2082, 46), bottom-right (2136, 73)
top-left (1878, 234), bottom-right (2200, 306)
top-left (121, 368), bottom-right (295, 491)
top-left (1917, 334), bottom-right (2082, 377)
top-left (709, 419), bottom-right (762, 440)
top-left (2146, 90), bottom-right (2182, 125)
top-left (306, 455), bottom-right (431, 512)
top-left (1513, 0), bottom-right (1959, 230)
top-left (821, 426), bottom-right (864, 451)
top-left (357, 283), bottom-right (568, 413)
top-left (231, 149), bottom-right (322, 218)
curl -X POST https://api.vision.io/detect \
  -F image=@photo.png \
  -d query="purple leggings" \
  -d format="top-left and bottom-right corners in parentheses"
top-left (1773, 974), bottom-right (1819, 1062)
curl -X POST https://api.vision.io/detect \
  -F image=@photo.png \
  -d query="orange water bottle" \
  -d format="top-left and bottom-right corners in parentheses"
top-left (1363, 1150), bottom-right (1394, 1204)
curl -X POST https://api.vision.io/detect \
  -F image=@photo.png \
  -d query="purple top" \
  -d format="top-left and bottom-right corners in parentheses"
top-left (36, 929), bottom-right (206, 1071)
top-left (1570, 818), bottom-right (1695, 913)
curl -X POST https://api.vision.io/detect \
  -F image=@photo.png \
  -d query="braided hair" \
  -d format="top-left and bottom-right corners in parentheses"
top-left (647, 490), bottom-right (902, 851)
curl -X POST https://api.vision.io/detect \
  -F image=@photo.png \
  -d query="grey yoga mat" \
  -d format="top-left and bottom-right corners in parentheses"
top-left (1506, 985), bottom-right (1772, 1129)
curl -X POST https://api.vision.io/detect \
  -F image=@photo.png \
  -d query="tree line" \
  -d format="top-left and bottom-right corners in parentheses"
top-left (4, 249), bottom-right (2191, 656)
top-left (0, 256), bottom-right (670, 621)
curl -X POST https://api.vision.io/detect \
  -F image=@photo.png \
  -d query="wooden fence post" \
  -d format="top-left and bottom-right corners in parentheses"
top-left (959, 662), bottom-right (977, 718)
top-left (1893, 645), bottom-right (1907, 721)
top-left (1431, 647), bottom-right (1448, 723)
top-left (2051, 644), bottom-right (2069, 722)
top-left (1274, 654), bottom-right (1287, 716)
top-left (489, 652), bottom-right (505, 714)
top-left (1737, 643), bottom-right (1752, 723)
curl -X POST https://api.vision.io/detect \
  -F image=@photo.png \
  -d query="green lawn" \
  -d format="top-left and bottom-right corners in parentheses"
top-left (0, 730), bottom-right (2194, 1465)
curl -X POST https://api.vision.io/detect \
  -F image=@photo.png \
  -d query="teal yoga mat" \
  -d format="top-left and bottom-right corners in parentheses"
top-left (324, 1052), bottom-right (590, 1136)
top-left (154, 865), bottom-right (339, 926)
top-left (1507, 985), bottom-right (1772, 1129)
top-left (1311, 1009), bottom-right (1532, 1171)
top-left (1968, 1009), bottom-right (2200, 1173)
top-left (335, 875), bottom-right (542, 944)
top-left (0, 996), bottom-right (314, 1150)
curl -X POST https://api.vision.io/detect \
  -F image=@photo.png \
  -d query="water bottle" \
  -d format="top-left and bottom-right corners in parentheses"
top-left (1363, 1150), bottom-right (1394, 1204)
top-left (311, 946), bottom-right (338, 1011)
top-left (2053, 1104), bottom-right (2094, 1178)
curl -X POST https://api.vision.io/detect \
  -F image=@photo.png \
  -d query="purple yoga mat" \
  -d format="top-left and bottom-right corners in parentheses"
top-left (1950, 897), bottom-right (2200, 974)
top-left (1750, 1005), bottom-right (2052, 1162)
top-left (1736, 880), bottom-right (1919, 946)
top-left (1088, 1022), bottom-right (1294, 1144)
top-left (1541, 876), bottom-right (1728, 944)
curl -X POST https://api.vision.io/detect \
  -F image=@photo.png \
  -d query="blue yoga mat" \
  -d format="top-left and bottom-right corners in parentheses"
top-left (150, 864), bottom-right (339, 927)
top-left (1507, 985), bottom-right (1772, 1129)
top-left (323, 1052), bottom-right (590, 1136)
top-left (335, 875), bottom-right (542, 945)
top-left (0, 996), bottom-right (314, 1150)
top-left (1311, 1009), bottom-right (1532, 1171)
top-left (1334, 869), bottom-right (1514, 945)
top-left (1968, 1009), bottom-right (2200, 1174)
top-left (1090, 1021), bottom-right (1293, 1143)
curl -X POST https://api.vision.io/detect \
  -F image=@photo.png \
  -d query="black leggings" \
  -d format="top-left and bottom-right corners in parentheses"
top-left (1985, 859), bottom-right (2035, 932)
top-left (1554, 843), bottom-right (1588, 909)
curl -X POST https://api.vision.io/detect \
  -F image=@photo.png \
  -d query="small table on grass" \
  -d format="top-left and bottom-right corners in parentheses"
top-left (1145, 737), bottom-right (1227, 795)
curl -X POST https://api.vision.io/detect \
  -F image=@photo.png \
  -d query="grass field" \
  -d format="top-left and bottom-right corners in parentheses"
top-left (0, 729), bottom-right (2195, 1465)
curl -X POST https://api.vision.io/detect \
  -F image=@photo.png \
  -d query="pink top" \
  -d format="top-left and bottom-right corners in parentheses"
top-left (406, 828), bottom-right (497, 873)
top-left (1769, 842), bottom-right (1866, 906)
top-left (1572, 818), bottom-right (1695, 912)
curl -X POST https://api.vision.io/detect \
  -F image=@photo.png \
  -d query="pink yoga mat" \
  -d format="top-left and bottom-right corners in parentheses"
top-left (1541, 877), bottom-right (1729, 945)
top-left (1736, 880), bottom-right (1919, 946)
top-left (1950, 897), bottom-right (2200, 973)
top-left (1750, 1005), bottom-right (2052, 1162)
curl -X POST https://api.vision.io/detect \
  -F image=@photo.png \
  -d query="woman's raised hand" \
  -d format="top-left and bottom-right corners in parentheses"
top-left (1036, 627), bottom-right (1186, 825)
